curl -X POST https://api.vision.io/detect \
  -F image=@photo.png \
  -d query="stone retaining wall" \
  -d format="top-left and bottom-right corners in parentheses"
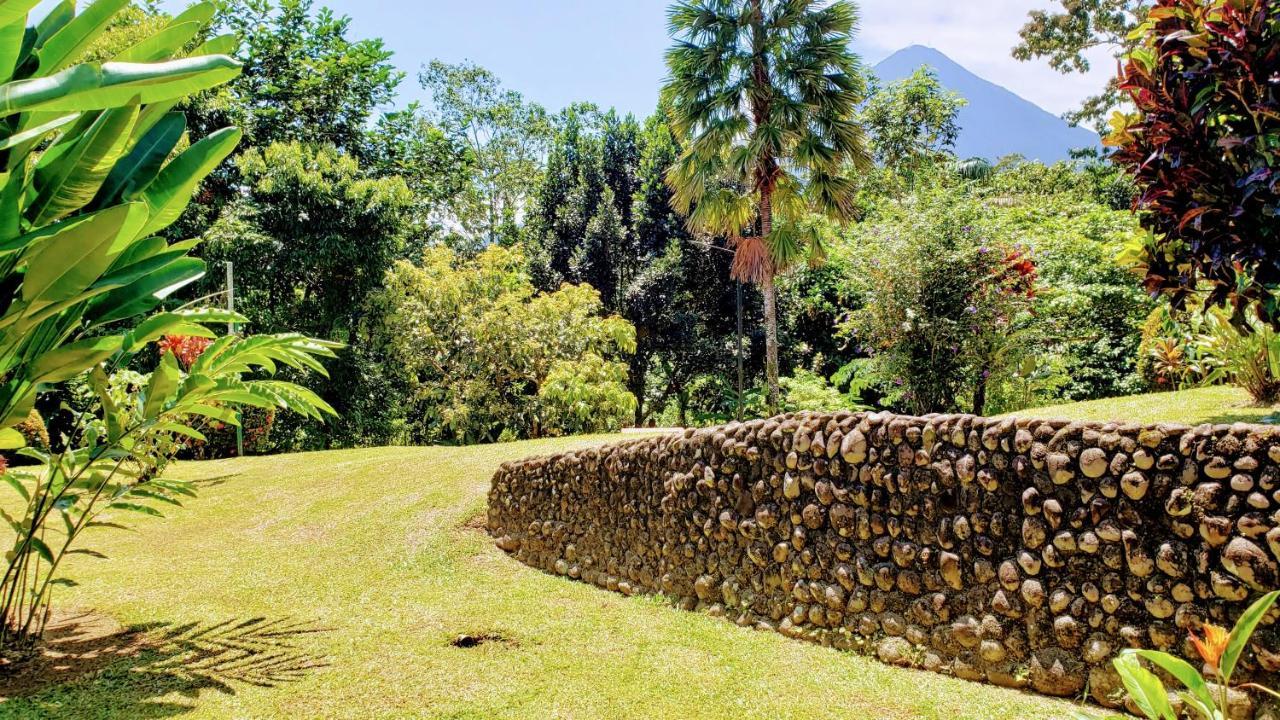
top-left (487, 412), bottom-right (1280, 713)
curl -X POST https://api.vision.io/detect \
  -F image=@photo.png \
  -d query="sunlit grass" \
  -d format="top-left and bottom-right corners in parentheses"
top-left (1001, 385), bottom-right (1279, 426)
top-left (0, 435), bottom-right (1099, 720)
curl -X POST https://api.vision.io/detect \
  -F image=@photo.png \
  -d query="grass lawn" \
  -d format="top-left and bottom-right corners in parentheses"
top-left (0, 435), bottom-right (1103, 720)
top-left (1002, 385), bottom-right (1280, 427)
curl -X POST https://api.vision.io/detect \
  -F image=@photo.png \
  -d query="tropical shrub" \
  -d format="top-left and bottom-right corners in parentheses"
top-left (1087, 591), bottom-right (1279, 720)
top-left (1108, 0), bottom-right (1280, 325)
top-left (372, 245), bottom-right (636, 444)
top-left (1195, 309), bottom-right (1280, 404)
top-left (846, 187), bottom-right (1037, 415)
top-left (994, 195), bottom-right (1151, 402)
top-left (538, 353), bottom-right (636, 436)
top-left (0, 1), bottom-right (340, 653)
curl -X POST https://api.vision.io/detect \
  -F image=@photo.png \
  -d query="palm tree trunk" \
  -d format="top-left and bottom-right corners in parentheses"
top-left (760, 188), bottom-right (780, 413)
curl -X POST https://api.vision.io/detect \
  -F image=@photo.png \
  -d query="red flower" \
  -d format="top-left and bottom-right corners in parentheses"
top-left (157, 335), bottom-right (214, 370)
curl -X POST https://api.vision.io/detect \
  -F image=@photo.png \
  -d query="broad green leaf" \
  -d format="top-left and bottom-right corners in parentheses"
top-left (1134, 650), bottom-right (1216, 716)
top-left (34, 0), bottom-right (72, 45)
top-left (164, 1), bottom-right (216, 29)
top-left (0, 18), bottom-right (26, 83)
top-left (0, 426), bottom-right (23, 449)
top-left (143, 350), bottom-right (180, 417)
top-left (0, 112), bottom-right (77, 151)
top-left (1221, 590), bottom-right (1280, 683)
top-left (193, 33), bottom-right (236, 57)
top-left (112, 21), bottom-right (203, 63)
top-left (123, 310), bottom-right (219, 352)
top-left (26, 535), bottom-right (53, 562)
top-left (1114, 652), bottom-right (1176, 720)
top-left (85, 255), bottom-right (205, 326)
top-left (25, 334), bottom-right (119, 384)
top-left (20, 202), bottom-right (143, 303)
top-left (0, 55), bottom-right (242, 116)
top-left (36, 0), bottom-right (130, 74)
top-left (0, 0), bottom-right (40, 28)
top-left (139, 126), bottom-right (241, 236)
top-left (106, 502), bottom-right (163, 518)
top-left (91, 111), bottom-right (184, 207)
top-left (29, 98), bottom-right (139, 224)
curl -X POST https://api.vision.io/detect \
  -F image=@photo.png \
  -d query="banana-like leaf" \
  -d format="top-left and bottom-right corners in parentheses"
top-left (113, 2), bottom-right (215, 63)
top-left (29, 98), bottom-right (139, 224)
top-left (92, 111), bottom-right (184, 208)
top-left (0, 55), bottom-right (241, 116)
top-left (1114, 652), bottom-right (1176, 720)
top-left (34, 0), bottom-right (72, 45)
top-left (0, 111), bottom-right (77, 151)
top-left (1221, 590), bottom-right (1280, 683)
top-left (143, 350), bottom-right (179, 417)
top-left (25, 333), bottom-right (119, 384)
top-left (85, 255), bottom-right (205, 326)
top-left (36, 0), bottom-right (130, 74)
top-left (1133, 650), bottom-right (1217, 718)
top-left (193, 33), bottom-right (237, 57)
top-left (0, 18), bottom-right (25, 83)
top-left (123, 308), bottom-right (239, 352)
top-left (140, 126), bottom-right (240, 236)
top-left (19, 202), bottom-right (142, 304)
top-left (0, 0), bottom-right (40, 29)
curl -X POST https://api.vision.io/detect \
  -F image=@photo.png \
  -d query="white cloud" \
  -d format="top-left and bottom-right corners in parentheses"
top-left (855, 0), bottom-right (1120, 123)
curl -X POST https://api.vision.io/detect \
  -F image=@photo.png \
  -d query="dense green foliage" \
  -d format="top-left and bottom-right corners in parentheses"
top-left (860, 66), bottom-right (964, 183)
top-left (371, 246), bottom-right (636, 444)
top-left (43, 0), bottom-right (1244, 455)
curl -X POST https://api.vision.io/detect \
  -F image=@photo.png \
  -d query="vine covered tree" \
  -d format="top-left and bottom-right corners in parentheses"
top-left (662, 0), bottom-right (871, 411)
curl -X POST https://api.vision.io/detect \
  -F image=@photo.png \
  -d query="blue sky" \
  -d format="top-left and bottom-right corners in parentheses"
top-left (87, 1), bottom-right (1118, 122)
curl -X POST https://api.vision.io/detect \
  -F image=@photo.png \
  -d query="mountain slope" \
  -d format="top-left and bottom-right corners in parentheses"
top-left (872, 45), bottom-right (1100, 163)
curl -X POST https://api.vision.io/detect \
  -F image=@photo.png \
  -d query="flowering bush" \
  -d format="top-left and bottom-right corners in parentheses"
top-left (848, 187), bottom-right (1039, 415)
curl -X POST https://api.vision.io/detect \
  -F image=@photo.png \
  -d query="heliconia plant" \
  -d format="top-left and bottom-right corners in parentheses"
top-left (1080, 591), bottom-right (1280, 720)
top-left (0, 0), bottom-right (341, 653)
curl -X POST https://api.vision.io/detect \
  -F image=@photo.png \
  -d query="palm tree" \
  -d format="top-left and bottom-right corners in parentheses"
top-left (662, 0), bottom-right (871, 411)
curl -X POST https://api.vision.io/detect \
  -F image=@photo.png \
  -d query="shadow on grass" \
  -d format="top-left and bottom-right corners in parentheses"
top-left (0, 613), bottom-right (329, 719)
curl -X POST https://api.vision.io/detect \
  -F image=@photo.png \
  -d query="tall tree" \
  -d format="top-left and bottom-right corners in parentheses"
top-left (366, 102), bottom-right (474, 246)
top-left (420, 60), bottom-right (553, 250)
top-left (662, 0), bottom-right (872, 411)
top-left (202, 0), bottom-right (402, 153)
top-left (174, 0), bottom-right (404, 241)
top-left (861, 66), bottom-right (965, 182)
top-left (1013, 0), bottom-right (1151, 126)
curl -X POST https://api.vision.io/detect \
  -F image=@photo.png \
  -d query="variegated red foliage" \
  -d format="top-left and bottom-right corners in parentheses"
top-left (1108, 0), bottom-right (1280, 325)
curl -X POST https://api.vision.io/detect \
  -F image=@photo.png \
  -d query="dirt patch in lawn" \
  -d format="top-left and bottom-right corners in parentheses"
top-left (460, 512), bottom-right (488, 532)
top-left (0, 609), bottom-right (148, 698)
top-left (449, 631), bottom-right (518, 649)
